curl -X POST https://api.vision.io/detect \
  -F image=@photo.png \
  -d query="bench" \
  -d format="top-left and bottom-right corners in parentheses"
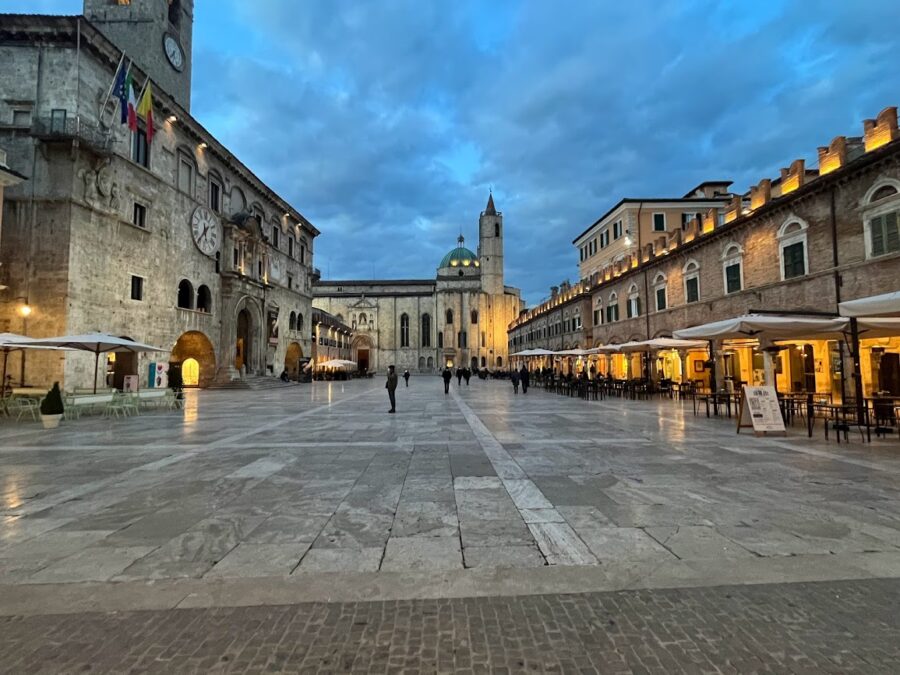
top-left (136, 389), bottom-right (169, 410)
top-left (64, 393), bottom-right (115, 419)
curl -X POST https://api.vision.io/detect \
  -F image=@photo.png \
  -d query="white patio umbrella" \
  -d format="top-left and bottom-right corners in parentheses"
top-left (639, 337), bottom-right (709, 351)
top-left (839, 291), bottom-right (900, 318)
top-left (553, 348), bottom-right (591, 356)
top-left (0, 333), bottom-right (70, 392)
top-left (19, 333), bottom-right (166, 393)
top-left (319, 359), bottom-right (356, 369)
top-left (673, 314), bottom-right (850, 341)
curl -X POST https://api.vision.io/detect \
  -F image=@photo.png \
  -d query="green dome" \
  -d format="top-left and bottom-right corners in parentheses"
top-left (439, 236), bottom-right (479, 269)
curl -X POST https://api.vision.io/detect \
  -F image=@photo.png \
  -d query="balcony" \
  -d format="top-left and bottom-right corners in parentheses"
top-left (32, 113), bottom-right (113, 156)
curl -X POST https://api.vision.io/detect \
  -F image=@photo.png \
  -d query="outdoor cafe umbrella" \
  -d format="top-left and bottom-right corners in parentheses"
top-left (0, 333), bottom-right (68, 393)
top-left (839, 291), bottom-right (900, 318)
top-left (18, 333), bottom-right (166, 393)
top-left (319, 359), bottom-right (357, 369)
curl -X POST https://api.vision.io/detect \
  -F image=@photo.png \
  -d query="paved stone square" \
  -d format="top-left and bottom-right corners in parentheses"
top-left (1, 377), bottom-right (899, 671)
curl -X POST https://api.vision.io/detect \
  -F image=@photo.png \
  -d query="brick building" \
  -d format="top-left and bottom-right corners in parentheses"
top-left (0, 3), bottom-right (319, 390)
top-left (510, 107), bottom-right (900, 396)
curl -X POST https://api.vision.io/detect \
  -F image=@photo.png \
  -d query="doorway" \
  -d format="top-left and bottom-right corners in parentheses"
top-left (879, 352), bottom-right (900, 394)
top-left (182, 357), bottom-right (200, 386)
top-left (357, 349), bottom-right (369, 373)
top-left (236, 308), bottom-right (251, 372)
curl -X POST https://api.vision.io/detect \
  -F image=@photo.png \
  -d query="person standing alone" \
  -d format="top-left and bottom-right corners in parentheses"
top-left (403, 369), bottom-right (410, 387)
top-left (520, 365), bottom-right (530, 394)
top-left (386, 365), bottom-right (398, 413)
top-left (442, 366), bottom-right (452, 394)
top-left (510, 368), bottom-right (520, 394)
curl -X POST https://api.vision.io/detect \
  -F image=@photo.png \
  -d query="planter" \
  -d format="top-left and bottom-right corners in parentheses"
top-left (41, 413), bottom-right (63, 429)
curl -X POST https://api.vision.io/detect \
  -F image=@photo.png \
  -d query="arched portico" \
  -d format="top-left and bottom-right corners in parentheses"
top-left (172, 330), bottom-right (217, 388)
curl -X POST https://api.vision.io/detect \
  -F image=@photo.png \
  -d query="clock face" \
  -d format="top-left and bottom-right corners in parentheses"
top-left (163, 34), bottom-right (184, 72)
top-left (191, 206), bottom-right (220, 257)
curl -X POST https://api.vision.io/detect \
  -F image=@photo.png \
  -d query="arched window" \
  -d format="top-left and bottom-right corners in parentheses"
top-left (864, 179), bottom-right (900, 258)
top-left (289, 311), bottom-right (297, 331)
top-left (777, 218), bottom-right (808, 280)
top-left (296, 312), bottom-right (304, 333)
top-left (605, 292), bottom-right (619, 323)
top-left (626, 283), bottom-right (641, 319)
top-left (418, 356), bottom-right (426, 370)
top-left (446, 309), bottom-right (453, 325)
top-left (177, 279), bottom-right (194, 309)
top-left (481, 356), bottom-right (486, 368)
top-left (359, 313), bottom-right (367, 325)
top-left (421, 313), bottom-right (431, 347)
top-left (400, 313), bottom-right (410, 348)
top-left (683, 260), bottom-right (700, 303)
top-left (438, 332), bottom-right (444, 348)
top-left (593, 298), bottom-right (603, 326)
top-left (721, 243), bottom-right (744, 294)
top-left (471, 309), bottom-right (478, 324)
top-left (653, 273), bottom-right (667, 312)
top-left (196, 284), bottom-right (212, 312)
top-left (496, 356), bottom-right (503, 367)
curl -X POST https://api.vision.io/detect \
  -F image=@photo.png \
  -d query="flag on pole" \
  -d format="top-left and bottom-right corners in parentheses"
top-left (113, 66), bottom-right (129, 124)
top-left (127, 79), bottom-right (138, 131)
top-left (136, 82), bottom-right (154, 144)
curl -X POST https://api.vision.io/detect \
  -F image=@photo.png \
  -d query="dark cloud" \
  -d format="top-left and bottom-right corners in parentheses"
top-left (4, 0), bottom-right (899, 304)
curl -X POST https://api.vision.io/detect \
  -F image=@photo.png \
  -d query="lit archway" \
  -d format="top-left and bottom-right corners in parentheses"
top-left (182, 358), bottom-right (200, 386)
top-left (172, 331), bottom-right (216, 388)
top-left (284, 342), bottom-right (303, 379)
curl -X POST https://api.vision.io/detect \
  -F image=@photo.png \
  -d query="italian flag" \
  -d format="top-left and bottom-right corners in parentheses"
top-left (136, 82), bottom-right (154, 144)
top-left (126, 78), bottom-right (138, 131)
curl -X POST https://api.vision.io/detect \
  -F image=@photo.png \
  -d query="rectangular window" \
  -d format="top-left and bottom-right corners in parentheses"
top-left (725, 263), bottom-right (742, 293)
top-left (600, 230), bottom-right (609, 248)
top-left (233, 247), bottom-right (239, 267)
top-left (593, 309), bottom-right (601, 325)
top-left (272, 227), bottom-right (279, 249)
top-left (300, 245), bottom-right (306, 264)
top-left (132, 202), bottom-right (147, 228)
top-left (178, 157), bottom-right (193, 194)
top-left (287, 275), bottom-right (293, 290)
top-left (681, 212), bottom-right (696, 229)
top-left (288, 237), bottom-right (294, 257)
top-left (782, 242), bottom-right (806, 279)
top-left (208, 178), bottom-right (221, 212)
top-left (49, 108), bottom-right (65, 132)
top-left (613, 221), bottom-right (623, 239)
top-left (653, 213), bottom-right (666, 231)
top-left (481, 331), bottom-right (486, 347)
top-left (656, 287), bottom-right (667, 311)
top-left (870, 212), bottom-right (900, 257)
top-left (130, 275), bottom-right (144, 301)
top-left (685, 277), bottom-right (700, 303)
top-left (132, 127), bottom-right (149, 168)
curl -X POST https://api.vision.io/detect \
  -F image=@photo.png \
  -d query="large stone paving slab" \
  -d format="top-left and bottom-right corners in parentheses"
top-left (0, 377), bottom-right (899, 591)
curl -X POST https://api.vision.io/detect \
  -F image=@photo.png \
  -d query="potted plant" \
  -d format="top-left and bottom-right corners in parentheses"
top-left (39, 382), bottom-right (65, 429)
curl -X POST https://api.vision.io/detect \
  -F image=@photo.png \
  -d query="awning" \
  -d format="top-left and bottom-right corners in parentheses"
top-left (673, 314), bottom-right (849, 341)
top-left (839, 291), bottom-right (900, 318)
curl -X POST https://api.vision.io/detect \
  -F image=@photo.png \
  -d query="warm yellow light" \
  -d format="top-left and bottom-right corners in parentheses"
top-left (166, 115), bottom-right (177, 123)
top-left (198, 142), bottom-right (208, 150)
top-left (17, 304), bottom-right (32, 317)
top-left (780, 176), bottom-right (800, 195)
top-left (819, 156), bottom-right (842, 175)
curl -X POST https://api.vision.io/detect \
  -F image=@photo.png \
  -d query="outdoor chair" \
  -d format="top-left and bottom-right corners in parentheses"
top-left (5, 396), bottom-right (40, 422)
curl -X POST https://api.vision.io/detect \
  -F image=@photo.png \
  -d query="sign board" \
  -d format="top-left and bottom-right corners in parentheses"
top-left (737, 385), bottom-right (786, 435)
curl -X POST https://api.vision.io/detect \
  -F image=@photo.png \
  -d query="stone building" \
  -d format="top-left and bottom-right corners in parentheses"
top-left (310, 309), bottom-right (353, 374)
top-left (0, 3), bottom-right (318, 390)
top-left (510, 106), bottom-right (900, 396)
top-left (313, 195), bottom-right (523, 373)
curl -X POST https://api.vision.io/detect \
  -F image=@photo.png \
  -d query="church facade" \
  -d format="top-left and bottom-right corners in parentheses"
top-left (313, 196), bottom-right (523, 373)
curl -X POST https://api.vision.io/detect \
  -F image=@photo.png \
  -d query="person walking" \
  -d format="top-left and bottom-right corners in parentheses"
top-left (510, 368), bottom-right (520, 394)
top-left (386, 365), bottom-right (398, 413)
top-left (456, 368), bottom-right (463, 386)
top-left (463, 367), bottom-right (471, 386)
top-left (520, 365), bottom-right (530, 394)
top-left (403, 369), bottom-right (410, 387)
top-left (442, 366), bottom-right (452, 394)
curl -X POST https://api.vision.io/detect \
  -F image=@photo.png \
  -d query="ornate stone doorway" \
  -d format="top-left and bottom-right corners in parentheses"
top-left (235, 308), bottom-right (252, 373)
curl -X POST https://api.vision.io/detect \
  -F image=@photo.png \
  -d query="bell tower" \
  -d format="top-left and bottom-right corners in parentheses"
top-left (478, 192), bottom-right (504, 296)
top-left (84, 0), bottom-right (194, 111)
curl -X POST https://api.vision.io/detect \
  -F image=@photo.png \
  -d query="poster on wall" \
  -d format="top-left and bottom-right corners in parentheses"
top-left (737, 385), bottom-right (786, 436)
top-left (268, 310), bottom-right (279, 345)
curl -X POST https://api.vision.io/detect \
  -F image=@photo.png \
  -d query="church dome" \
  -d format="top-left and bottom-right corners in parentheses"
top-left (439, 235), bottom-right (480, 269)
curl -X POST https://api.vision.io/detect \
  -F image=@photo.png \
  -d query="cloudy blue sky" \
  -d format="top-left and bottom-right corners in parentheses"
top-left (5, 1), bottom-right (900, 304)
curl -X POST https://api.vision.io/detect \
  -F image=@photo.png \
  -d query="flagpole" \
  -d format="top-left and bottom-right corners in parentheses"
top-left (99, 51), bottom-right (125, 119)
top-left (103, 58), bottom-right (132, 128)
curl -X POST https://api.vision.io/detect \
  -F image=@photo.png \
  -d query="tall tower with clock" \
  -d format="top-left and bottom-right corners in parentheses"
top-left (83, 0), bottom-right (194, 111)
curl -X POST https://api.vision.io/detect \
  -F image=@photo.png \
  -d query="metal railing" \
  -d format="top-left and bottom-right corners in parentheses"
top-left (32, 115), bottom-right (113, 154)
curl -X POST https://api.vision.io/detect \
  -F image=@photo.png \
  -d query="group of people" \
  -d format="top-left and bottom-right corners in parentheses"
top-left (384, 364), bottom-right (534, 413)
